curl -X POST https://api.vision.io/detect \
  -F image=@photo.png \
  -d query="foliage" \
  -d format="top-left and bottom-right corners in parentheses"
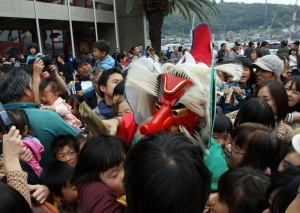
top-left (126, 0), bottom-right (218, 23)
top-left (161, 2), bottom-right (299, 36)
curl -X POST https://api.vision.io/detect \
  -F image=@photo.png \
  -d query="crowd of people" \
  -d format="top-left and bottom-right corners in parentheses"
top-left (1, 37), bottom-right (300, 213)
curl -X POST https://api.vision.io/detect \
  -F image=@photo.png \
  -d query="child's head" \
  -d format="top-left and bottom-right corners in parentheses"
top-left (39, 79), bottom-right (59, 106)
top-left (211, 167), bottom-right (269, 213)
top-left (117, 53), bottom-right (126, 63)
top-left (41, 160), bottom-right (79, 205)
top-left (124, 132), bottom-right (211, 213)
top-left (213, 113), bottom-right (232, 146)
top-left (3, 108), bottom-right (33, 138)
top-left (27, 42), bottom-right (39, 56)
top-left (113, 96), bottom-right (132, 117)
top-left (71, 135), bottom-right (127, 197)
top-left (51, 135), bottom-right (78, 167)
top-left (289, 47), bottom-right (298, 56)
top-left (65, 95), bottom-right (83, 117)
top-left (234, 98), bottom-right (276, 131)
top-left (266, 163), bottom-right (300, 213)
top-left (74, 130), bottom-right (91, 153)
top-left (93, 40), bottom-right (109, 60)
top-left (112, 81), bottom-right (125, 104)
top-left (278, 142), bottom-right (300, 172)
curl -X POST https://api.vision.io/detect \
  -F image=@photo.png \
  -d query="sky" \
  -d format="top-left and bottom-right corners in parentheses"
top-left (222, 0), bottom-right (297, 5)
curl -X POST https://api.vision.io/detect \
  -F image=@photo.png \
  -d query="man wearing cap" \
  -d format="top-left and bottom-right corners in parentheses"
top-left (148, 47), bottom-right (159, 62)
top-left (252, 55), bottom-right (284, 87)
top-left (260, 41), bottom-right (270, 56)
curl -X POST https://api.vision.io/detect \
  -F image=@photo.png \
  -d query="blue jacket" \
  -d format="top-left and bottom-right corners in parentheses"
top-left (96, 55), bottom-right (115, 70)
top-left (98, 100), bottom-right (113, 119)
top-left (26, 53), bottom-right (42, 64)
top-left (83, 89), bottom-right (98, 109)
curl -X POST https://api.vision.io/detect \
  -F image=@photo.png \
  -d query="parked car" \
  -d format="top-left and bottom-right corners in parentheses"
top-left (268, 41), bottom-right (280, 55)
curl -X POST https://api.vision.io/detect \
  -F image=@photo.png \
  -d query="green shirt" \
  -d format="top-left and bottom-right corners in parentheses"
top-left (4, 102), bottom-right (78, 167)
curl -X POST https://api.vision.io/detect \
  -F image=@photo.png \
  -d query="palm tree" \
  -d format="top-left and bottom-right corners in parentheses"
top-left (126, 0), bottom-right (219, 55)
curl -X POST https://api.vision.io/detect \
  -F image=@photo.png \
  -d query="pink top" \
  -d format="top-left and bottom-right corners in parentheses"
top-left (22, 136), bottom-right (44, 177)
top-left (52, 97), bottom-right (82, 130)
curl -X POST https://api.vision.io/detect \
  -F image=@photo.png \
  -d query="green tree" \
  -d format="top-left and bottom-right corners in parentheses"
top-left (126, 0), bottom-right (218, 55)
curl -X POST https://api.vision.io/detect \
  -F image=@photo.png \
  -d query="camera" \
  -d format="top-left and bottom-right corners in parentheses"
top-left (28, 55), bottom-right (54, 72)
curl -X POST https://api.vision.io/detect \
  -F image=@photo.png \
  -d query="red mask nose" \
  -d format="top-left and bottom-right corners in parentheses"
top-left (140, 104), bottom-right (174, 135)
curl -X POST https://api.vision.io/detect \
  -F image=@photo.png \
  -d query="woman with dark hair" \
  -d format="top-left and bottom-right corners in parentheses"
top-left (56, 55), bottom-right (73, 84)
top-left (224, 122), bottom-right (279, 172)
top-left (265, 163), bottom-right (300, 213)
top-left (223, 57), bottom-right (255, 113)
top-left (277, 53), bottom-right (291, 82)
top-left (283, 76), bottom-right (300, 129)
top-left (233, 98), bottom-right (276, 131)
top-left (251, 48), bottom-right (262, 62)
top-left (209, 167), bottom-right (269, 213)
top-left (254, 80), bottom-right (294, 142)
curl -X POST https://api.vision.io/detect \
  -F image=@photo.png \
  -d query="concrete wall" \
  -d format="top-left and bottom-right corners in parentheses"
top-left (0, 0), bottom-right (114, 23)
top-left (116, 1), bottom-right (147, 52)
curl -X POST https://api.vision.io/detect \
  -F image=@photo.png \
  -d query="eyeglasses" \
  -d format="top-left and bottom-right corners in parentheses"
top-left (225, 135), bottom-right (245, 155)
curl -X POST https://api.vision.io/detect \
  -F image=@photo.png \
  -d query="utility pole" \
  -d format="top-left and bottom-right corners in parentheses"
top-left (292, 0), bottom-right (298, 32)
top-left (265, 0), bottom-right (268, 26)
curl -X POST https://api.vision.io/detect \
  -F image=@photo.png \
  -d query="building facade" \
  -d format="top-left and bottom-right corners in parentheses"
top-left (0, 0), bottom-right (146, 60)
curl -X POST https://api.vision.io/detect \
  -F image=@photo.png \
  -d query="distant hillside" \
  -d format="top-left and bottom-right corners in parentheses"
top-left (159, 2), bottom-right (299, 37)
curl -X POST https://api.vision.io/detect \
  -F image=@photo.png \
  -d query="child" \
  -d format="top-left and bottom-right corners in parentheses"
top-left (65, 94), bottom-right (83, 118)
top-left (212, 113), bottom-right (232, 146)
top-left (39, 79), bottom-right (82, 130)
top-left (277, 139), bottom-right (300, 172)
top-left (289, 48), bottom-right (298, 68)
top-left (41, 160), bottom-right (79, 213)
top-left (112, 81), bottom-right (125, 104)
top-left (26, 42), bottom-right (42, 64)
top-left (5, 108), bottom-right (44, 177)
top-left (71, 135), bottom-right (128, 212)
top-left (51, 135), bottom-right (78, 167)
top-left (209, 167), bottom-right (269, 213)
top-left (93, 40), bottom-right (115, 69)
top-left (113, 96), bottom-right (133, 117)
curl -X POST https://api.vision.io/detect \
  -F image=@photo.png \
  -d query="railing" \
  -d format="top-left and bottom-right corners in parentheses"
top-left (26, 0), bottom-right (113, 10)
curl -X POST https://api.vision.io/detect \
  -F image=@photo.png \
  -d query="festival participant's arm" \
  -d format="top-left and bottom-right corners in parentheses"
top-left (102, 117), bottom-right (122, 135)
top-left (49, 64), bottom-right (68, 95)
top-left (2, 127), bottom-right (31, 206)
top-left (32, 58), bottom-right (44, 104)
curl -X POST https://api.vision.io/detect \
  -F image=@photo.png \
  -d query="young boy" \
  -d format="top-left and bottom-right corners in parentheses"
top-left (41, 160), bottom-right (80, 213)
top-left (51, 135), bottom-right (78, 167)
top-left (93, 40), bottom-right (115, 70)
top-left (70, 54), bottom-right (93, 96)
